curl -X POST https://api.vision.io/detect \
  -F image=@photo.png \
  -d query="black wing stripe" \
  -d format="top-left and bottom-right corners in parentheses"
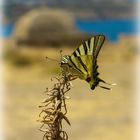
top-left (95, 36), bottom-right (99, 46)
top-left (95, 36), bottom-right (105, 58)
top-left (77, 57), bottom-right (88, 73)
top-left (93, 36), bottom-right (98, 56)
top-left (93, 37), bottom-right (96, 55)
top-left (69, 57), bottom-right (83, 74)
top-left (77, 47), bottom-right (81, 55)
top-left (92, 60), bottom-right (99, 77)
top-left (83, 42), bottom-right (88, 55)
top-left (93, 36), bottom-right (99, 55)
top-left (89, 37), bottom-right (94, 54)
top-left (87, 39), bottom-right (90, 47)
top-left (73, 51), bottom-right (78, 57)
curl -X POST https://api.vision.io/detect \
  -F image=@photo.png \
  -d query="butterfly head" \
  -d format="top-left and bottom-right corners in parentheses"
top-left (61, 55), bottom-right (70, 65)
top-left (60, 55), bottom-right (71, 72)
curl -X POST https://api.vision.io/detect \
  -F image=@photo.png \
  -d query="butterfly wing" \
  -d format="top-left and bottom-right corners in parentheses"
top-left (67, 55), bottom-right (92, 80)
top-left (68, 35), bottom-right (105, 89)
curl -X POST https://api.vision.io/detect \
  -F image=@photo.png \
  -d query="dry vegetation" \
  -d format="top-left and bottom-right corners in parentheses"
top-left (39, 74), bottom-right (73, 140)
top-left (4, 36), bottom-right (138, 140)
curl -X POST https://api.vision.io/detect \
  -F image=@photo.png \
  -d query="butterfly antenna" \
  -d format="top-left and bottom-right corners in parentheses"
top-left (46, 56), bottom-right (59, 62)
top-left (60, 50), bottom-right (63, 61)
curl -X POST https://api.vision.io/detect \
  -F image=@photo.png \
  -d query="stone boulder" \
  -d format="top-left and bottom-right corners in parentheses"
top-left (13, 8), bottom-right (88, 47)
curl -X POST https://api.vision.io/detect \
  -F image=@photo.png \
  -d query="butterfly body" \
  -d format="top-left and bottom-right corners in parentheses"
top-left (61, 35), bottom-right (111, 90)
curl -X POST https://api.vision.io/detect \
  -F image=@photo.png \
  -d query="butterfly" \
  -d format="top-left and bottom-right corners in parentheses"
top-left (61, 35), bottom-right (115, 90)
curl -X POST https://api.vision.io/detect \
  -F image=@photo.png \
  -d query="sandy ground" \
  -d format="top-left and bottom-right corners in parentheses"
top-left (3, 37), bottom-right (138, 140)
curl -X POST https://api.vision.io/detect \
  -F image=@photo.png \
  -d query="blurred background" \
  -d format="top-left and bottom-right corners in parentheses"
top-left (2, 0), bottom-right (139, 140)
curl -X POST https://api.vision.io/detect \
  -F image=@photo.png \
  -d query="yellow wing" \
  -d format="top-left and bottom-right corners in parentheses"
top-left (68, 55), bottom-right (93, 80)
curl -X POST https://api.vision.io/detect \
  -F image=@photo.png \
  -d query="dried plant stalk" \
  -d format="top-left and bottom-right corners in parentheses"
top-left (39, 73), bottom-right (76, 140)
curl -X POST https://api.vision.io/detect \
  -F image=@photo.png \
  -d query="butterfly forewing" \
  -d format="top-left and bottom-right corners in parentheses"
top-left (71, 35), bottom-right (105, 57)
top-left (70, 35), bottom-right (105, 75)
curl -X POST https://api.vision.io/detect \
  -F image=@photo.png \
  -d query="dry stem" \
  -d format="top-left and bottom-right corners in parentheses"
top-left (39, 73), bottom-right (75, 140)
